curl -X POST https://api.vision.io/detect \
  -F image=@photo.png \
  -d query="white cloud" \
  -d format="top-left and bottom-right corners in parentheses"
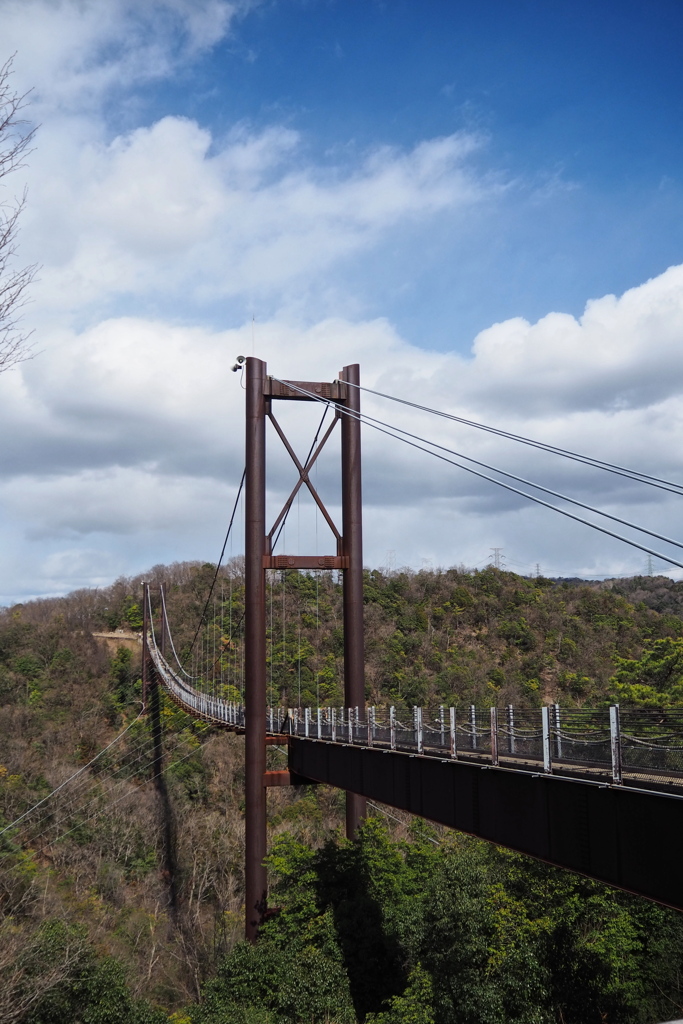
top-left (3, 261), bottom-right (683, 599)
top-left (19, 117), bottom-right (487, 316)
top-left (2, 1), bottom-right (491, 327)
top-left (1, 0), bottom-right (682, 600)
top-left (0, 466), bottom-right (233, 538)
top-left (466, 264), bottom-right (683, 414)
top-left (1, 0), bottom-right (243, 112)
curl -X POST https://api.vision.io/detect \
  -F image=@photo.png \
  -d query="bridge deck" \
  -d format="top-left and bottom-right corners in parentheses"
top-left (149, 644), bottom-right (683, 910)
top-left (287, 736), bottom-right (683, 911)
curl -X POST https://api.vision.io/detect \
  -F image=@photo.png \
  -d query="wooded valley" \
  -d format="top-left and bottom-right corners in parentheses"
top-left (2, 562), bottom-right (683, 1023)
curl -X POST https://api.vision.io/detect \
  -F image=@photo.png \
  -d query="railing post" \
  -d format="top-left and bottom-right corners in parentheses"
top-left (439, 705), bottom-right (445, 750)
top-left (416, 707), bottom-right (423, 754)
top-left (449, 707), bottom-right (457, 759)
top-left (367, 706), bottom-right (374, 747)
top-left (331, 707), bottom-right (337, 742)
top-left (390, 706), bottom-right (396, 750)
top-left (305, 707), bottom-right (310, 738)
top-left (610, 704), bottom-right (623, 784)
top-left (317, 707), bottom-right (321, 739)
top-left (490, 707), bottom-right (499, 766)
top-left (269, 707), bottom-right (274, 733)
top-left (542, 706), bottom-right (552, 773)
top-left (348, 707), bottom-right (354, 744)
top-left (470, 704), bottom-right (477, 750)
top-left (554, 703), bottom-right (562, 760)
top-left (507, 704), bottom-right (515, 754)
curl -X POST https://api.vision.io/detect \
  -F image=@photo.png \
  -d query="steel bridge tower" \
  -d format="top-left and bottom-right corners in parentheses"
top-left (244, 357), bottom-right (366, 941)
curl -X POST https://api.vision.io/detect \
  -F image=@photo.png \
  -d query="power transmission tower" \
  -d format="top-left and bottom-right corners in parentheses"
top-left (535, 563), bottom-right (541, 578)
top-left (647, 555), bottom-right (654, 576)
top-left (490, 547), bottom-right (505, 570)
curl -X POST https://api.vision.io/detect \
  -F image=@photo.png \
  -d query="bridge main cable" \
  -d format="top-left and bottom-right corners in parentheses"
top-left (270, 376), bottom-right (683, 570)
top-left (343, 380), bottom-right (683, 496)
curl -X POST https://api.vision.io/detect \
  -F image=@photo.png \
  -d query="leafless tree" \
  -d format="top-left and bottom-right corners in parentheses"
top-left (0, 54), bottom-right (37, 374)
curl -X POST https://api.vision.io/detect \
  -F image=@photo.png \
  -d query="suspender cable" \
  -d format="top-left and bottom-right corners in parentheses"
top-left (184, 468), bottom-right (246, 668)
top-left (160, 586), bottom-right (196, 680)
top-left (271, 378), bottom-right (683, 571)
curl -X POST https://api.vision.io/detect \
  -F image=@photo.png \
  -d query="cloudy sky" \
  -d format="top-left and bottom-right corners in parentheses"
top-left (2, 0), bottom-right (683, 603)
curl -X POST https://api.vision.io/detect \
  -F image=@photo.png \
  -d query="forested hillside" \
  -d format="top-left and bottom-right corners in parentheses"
top-left (2, 562), bottom-right (683, 1023)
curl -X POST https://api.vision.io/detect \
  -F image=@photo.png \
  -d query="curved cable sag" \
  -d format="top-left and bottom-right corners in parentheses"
top-left (184, 468), bottom-right (246, 668)
top-left (159, 585), bottom-right (197, 681)
top-left (270, 378), bottom-right (683, 570)
top-left (146, 582), bottom-right (157, 647)
top-left (0, 705), bottom-right (145, 837)
top-left (343, 380), bottom-right (683, 496)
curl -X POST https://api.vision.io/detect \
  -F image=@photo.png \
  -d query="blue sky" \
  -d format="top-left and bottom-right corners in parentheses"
top-left (144, 0), bottom-right (683, 345)
top-left (2, 0), bottom-right (683, 600)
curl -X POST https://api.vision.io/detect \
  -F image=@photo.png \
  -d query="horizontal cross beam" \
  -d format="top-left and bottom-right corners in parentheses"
top-left (264, 379), bottom-right (347, 401)
top-left (263, 555), bottom-right (349, 570)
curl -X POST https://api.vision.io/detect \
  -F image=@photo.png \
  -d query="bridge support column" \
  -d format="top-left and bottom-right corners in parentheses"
top-left (142, 581), bottom-right (150, 706)
top-left (340, 363), bottom-right (367, 837)
top-left (245, 356), bottom-right (268, 942)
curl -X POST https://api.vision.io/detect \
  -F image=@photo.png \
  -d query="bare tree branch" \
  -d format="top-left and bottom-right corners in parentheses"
top-left (0, 53), bottom-right (38, 374)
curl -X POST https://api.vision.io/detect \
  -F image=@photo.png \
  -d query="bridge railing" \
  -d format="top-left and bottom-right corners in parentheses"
top-left (278, 703), bottom-right (683, 788)
top-left (620, 708), bottom-right (683, 778)
top-left (148, 642), bottom-right (246, 728)
top-left (148, 643), bottom-right (683, 789)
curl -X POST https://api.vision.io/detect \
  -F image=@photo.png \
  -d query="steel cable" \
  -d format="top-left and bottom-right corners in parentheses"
top-left (32, 746), bottom-right (203, 851)
top-left (19, 736), bottom-right (160, 848)
top-left (270, 378), bottom-right (683, 570)
top-left (344, 380), bottom-right (683, 496)
top-left (0, 705), bottom-right (146, 837)
top-left (183, 468), bottom-right (246, 669)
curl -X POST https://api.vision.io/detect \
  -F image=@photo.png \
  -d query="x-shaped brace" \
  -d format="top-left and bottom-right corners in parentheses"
top-left (266, 407), bottom-right (342, 554)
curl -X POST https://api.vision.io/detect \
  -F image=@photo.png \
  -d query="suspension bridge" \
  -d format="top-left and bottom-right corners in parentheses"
top-left (5, 357), bottom-right (683, 941)
top-left (142, 357), bottom-right (683, 940)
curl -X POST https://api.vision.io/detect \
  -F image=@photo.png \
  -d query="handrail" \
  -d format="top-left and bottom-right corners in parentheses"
top-left (147, 642), bottom-right (683, 790)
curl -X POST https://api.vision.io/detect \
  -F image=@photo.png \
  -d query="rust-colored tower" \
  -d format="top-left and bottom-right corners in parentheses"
top-left (243, 358), bottom-right (366, 941)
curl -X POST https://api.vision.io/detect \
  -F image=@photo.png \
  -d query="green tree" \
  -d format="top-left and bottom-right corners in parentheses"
top-left (366, 965), bottom-right (434, 1024)
top-left (609, 637), bottom-right (683, 706)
